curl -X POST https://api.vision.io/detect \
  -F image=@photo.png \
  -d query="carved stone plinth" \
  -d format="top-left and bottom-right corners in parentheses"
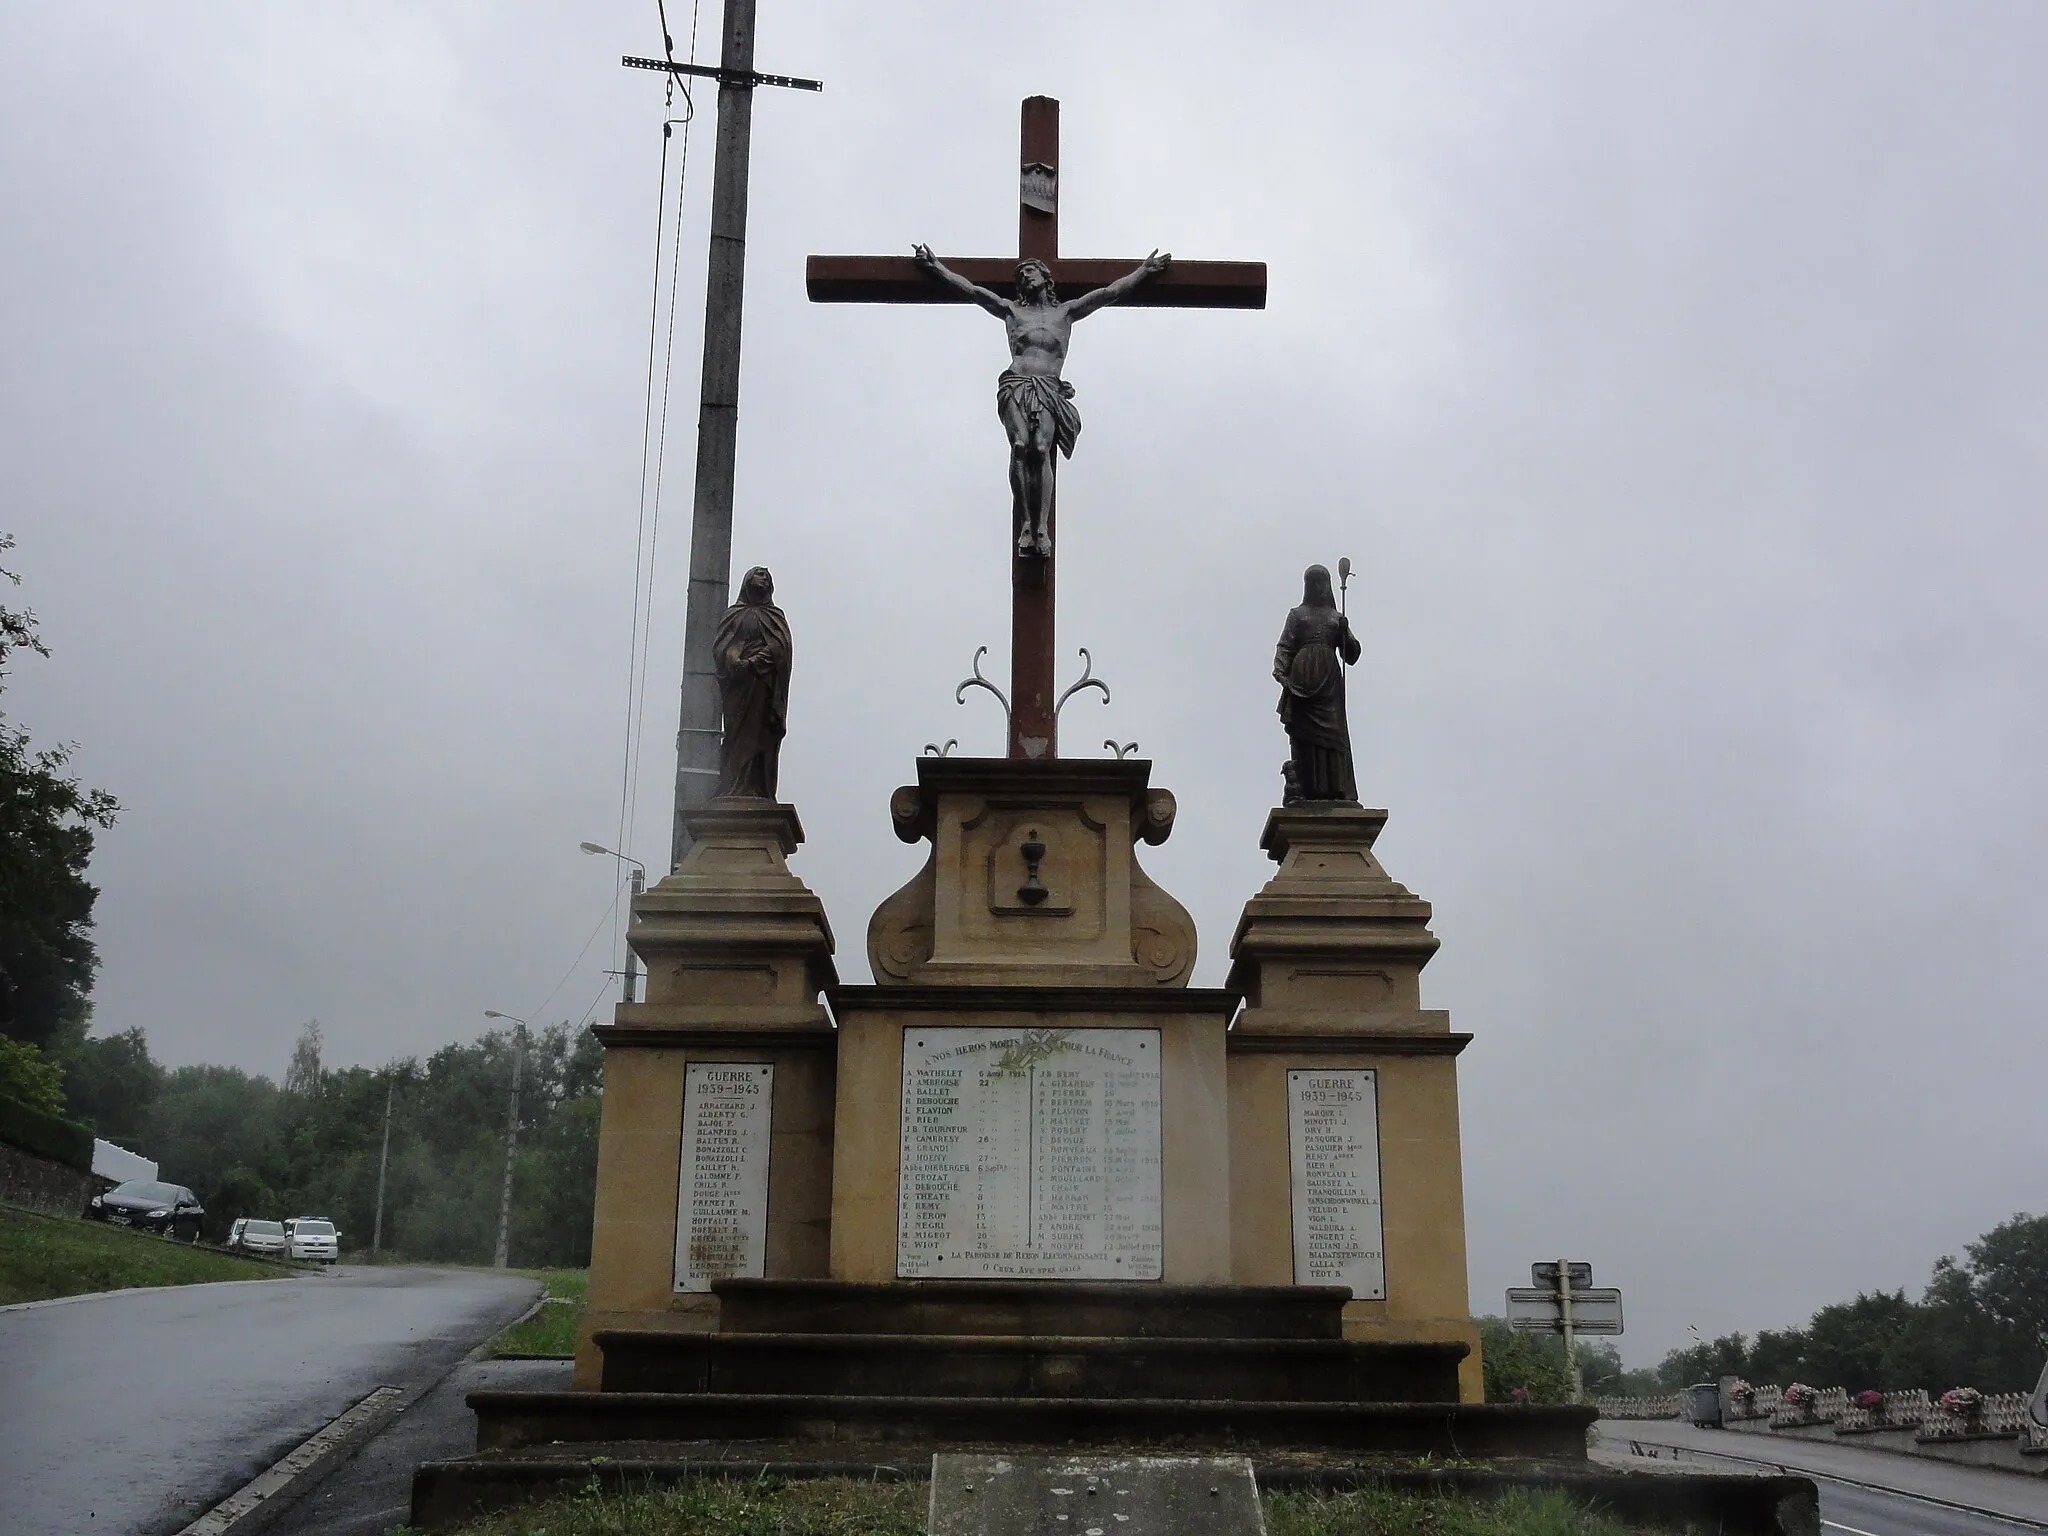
top-left (867, 758), bottom-right (1196, 989)
top-left (1226, 805), bottom-right (1439, 1033)
top-left (579, 800), bottom-right (839, 1389)
top-left (1224, 804), bottom-right (1479, 1401)
top-left (616, 799), bottom-right (837, 1026)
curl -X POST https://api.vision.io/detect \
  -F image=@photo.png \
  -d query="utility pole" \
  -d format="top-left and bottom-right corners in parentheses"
top-left (621, 3), bottom-right (821, 873)
top-left (371, 1080), bottom-right (393, 1257)
top-left (485, 1013), bottom-right (529, 1270)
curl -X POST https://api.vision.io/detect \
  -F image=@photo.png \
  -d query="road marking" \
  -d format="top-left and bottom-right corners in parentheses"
top-left (1824, 1522), bottom-right (1886, 1536)
top-left (176, 1385), bottom-right (405, 1535)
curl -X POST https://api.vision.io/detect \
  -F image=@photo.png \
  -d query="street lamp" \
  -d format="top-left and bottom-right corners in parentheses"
top-left (483, 1010), bottom-right (528, 1269)
top-left (580, 841), bottom-right (647, 1003)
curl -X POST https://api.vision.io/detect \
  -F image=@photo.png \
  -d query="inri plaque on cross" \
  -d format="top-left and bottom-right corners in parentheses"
top-left (808, 97), bottom-right (1265, 760)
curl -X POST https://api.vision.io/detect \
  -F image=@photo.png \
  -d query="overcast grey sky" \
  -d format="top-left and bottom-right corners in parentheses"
top-left (4, 1), bottom-right (2045, 1364)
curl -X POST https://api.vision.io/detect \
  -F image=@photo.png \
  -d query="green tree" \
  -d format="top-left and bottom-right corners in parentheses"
top-left (514, 1093), bottom-right (601, 1267)
top-left (1578, 1341), bottom-right (1662, 1397)
top-left (1655, 1332), bottom-right (1753, 1389)
top-left (50, 1024), bottom-right (161, 1145)
top-left (282, 1019), bottom-right (324, 1098)
top-left (1881, 1256), bottom-right (1997, 1389)
top-left (1802, 1290), bottom-right (1915, 1391)
top-left (1964, 1213), bottom-right (2048, 1379)
top-left (207, 1164), bottom-right (280, 1240)
top-left (0, 537), bottom-right (118, 1050)
top-left (1746, 1328), bottom-right (1809, 1386)
top-left (0, 1033), bottom-right (66, 1113)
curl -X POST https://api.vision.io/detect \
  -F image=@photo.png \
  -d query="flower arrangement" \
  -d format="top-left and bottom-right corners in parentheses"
top-left (1510, 1386), bottom-right (1530, 1405)
top-left (1855, 1389), bottom-right (1885, 1410)
top-left (1782, 1382), bottom-right (1820, 1408)
top-left (1939, 1387), bottom-right (1985, 1418)
top-left (1728, 1379), bottom-right (1758, 1413)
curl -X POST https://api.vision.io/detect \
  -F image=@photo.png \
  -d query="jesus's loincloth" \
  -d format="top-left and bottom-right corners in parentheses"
top-left (997, 370), bottom-right (1081, 460)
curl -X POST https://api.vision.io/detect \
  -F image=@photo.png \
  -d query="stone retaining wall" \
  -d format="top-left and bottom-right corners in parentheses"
top-left (0, 1140), bottom-right (93, 1217)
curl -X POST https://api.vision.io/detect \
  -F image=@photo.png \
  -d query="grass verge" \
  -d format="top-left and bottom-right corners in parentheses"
top-left (1267, 1486), bottom-right (1670, 1535)
top-left (0, 1202), bottom-right (291, 1306)
top-left (487, 1267), bottom-right (588, 1357)
top-left (396, 1478), bottom-right (1673, 1535)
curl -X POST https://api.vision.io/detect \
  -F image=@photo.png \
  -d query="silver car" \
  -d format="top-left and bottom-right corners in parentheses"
top-left (226, 1218), bottom-right (288, 1257)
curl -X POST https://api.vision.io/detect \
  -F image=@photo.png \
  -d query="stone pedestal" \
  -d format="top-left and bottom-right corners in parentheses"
top-left (576, 799), bottom-right (838, 1388)
top-left (867, 757), bottom-right (1196, 988)
top-left (1225, 806), bottom-right (1481, 1401)
top-left (501, 773), bottom-right (1498, 1473)
top-left (838, 757), bottom-right (1225, 1282)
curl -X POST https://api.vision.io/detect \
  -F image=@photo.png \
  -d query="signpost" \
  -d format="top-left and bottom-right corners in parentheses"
top-left (1505, 1260), bottom-right (1624, 1404)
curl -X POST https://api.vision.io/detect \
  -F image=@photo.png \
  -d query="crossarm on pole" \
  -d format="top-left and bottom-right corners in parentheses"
top-left (622, 54), bottom-right (823, 91)
top-left (806, 255), bottom-right (1266, 309)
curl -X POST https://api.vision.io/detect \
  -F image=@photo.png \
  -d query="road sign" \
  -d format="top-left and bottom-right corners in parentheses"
top-left (1532, 1261), bottom-right (1593, 1288)
top-left (1505, 1286), bottom-right (1624, 1335)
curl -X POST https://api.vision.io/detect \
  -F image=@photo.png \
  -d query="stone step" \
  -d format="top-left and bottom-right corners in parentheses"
top-left (710, 1279), bottom-right (1354, 1339)
top-left (594, 1330), bottom-right (1465, 1403)
top-left (467, 1389), bottom-right (1595, 1460)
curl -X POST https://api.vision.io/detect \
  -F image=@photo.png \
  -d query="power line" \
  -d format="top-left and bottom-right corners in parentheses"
top-left (524, 872), bottom-right (632, 1028)
top-left (609, 0), bottom-right (706, 982)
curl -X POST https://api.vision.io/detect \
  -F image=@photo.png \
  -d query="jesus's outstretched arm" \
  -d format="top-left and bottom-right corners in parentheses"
top-left (913, 244), bottom-right (1011, 318)
top-left (1066, 249), bottom-right (1172, 320)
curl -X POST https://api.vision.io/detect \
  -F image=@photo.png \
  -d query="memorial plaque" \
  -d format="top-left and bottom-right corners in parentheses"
top-left (673, 1062), bottom-right (773, 1293)
top-left (898, 1027), bottom-right (1161, 1280)
top-left (929, 1454), bottom-right (1262, 1536)
top-left (1287, 1069), bottom-right (1385, 1299)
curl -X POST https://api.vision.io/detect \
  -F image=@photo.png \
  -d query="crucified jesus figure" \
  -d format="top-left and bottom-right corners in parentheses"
top-left (912, 245), bottom-right (1171, 557)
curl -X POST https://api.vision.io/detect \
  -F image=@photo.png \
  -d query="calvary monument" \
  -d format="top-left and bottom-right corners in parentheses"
top-left (415, 96), bottom-right (1601, 1523)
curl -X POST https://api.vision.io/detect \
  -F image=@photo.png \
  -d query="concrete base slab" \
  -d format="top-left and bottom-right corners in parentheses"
top-left (408, 1442), bottom-right (1816, 1533)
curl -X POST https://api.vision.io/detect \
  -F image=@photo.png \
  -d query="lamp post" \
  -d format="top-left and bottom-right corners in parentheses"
top-left (580, 841), bottom-right (648, 1003)
top-left (483, 1010), bottom-right (528, 1269)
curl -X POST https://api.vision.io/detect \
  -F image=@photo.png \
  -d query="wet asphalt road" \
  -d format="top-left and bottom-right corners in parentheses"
top-left (0, 1265), bottom-right (538, 1536)
top-left (1596, 1420), bottom-right (2048, 1536)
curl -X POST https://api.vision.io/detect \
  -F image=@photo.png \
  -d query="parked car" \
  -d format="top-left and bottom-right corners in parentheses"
top-left (85, 1180), bottom-right (204, 1241)
top-left (226, 1218), bottom-right (289, 1257)
top-left (283, 1217), bottom-right (340, 1264)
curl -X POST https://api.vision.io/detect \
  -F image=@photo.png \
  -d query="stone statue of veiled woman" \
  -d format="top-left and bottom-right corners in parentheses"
top-left (714, 567), bottom-right (792, 800)
top-left (1273, 564), bottom-right (1361, 804)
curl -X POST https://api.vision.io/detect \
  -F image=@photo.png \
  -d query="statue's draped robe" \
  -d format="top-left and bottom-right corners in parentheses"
top-left (714, 596), bottom-right (792, 799)
top-left (997, 370), bottom-right (1081, 459)
top-left (1274, 603), bottom-right (1361, 803)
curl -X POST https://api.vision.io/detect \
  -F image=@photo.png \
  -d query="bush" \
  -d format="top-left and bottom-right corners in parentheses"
top-left (0, 1092), bottom-right (93, 1169)
top-left (0, 1035), bottom-right (66, 1114)
top-left (1478, 1317), bottom-right (1576, 1404)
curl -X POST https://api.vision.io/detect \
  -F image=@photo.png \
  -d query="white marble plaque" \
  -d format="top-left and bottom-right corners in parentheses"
top-left (898, 1027), bottom-right (1161, 1280)
top-left (673, 1062), bottom-right (773, 1293)
top-left (1287, 1069), bottom-right (1385, 1299)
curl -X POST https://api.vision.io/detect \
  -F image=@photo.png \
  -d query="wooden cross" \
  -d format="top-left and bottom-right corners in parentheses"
top-left (807, 96), bottom-right (1265, 760)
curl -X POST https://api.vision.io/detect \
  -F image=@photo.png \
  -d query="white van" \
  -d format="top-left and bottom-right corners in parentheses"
top-left (282, 1217), bottom-right (340, 1264)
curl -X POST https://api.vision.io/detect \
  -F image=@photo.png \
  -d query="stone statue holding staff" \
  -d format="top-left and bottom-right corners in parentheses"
top-left (1274, 563), bottom-right (1362, 805)
top-left (912, 244), bottom-right (1171, 558)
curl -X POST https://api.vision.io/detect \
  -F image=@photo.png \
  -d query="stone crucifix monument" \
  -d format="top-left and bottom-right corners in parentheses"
top-left (421, 93), bottom-right (1601, 1528)
top-left (807, 96), bottom-right (1265, 760)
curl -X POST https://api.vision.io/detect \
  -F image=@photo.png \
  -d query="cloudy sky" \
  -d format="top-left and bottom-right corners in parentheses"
top-left (5, 1), bottom-right (2045, 1363)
